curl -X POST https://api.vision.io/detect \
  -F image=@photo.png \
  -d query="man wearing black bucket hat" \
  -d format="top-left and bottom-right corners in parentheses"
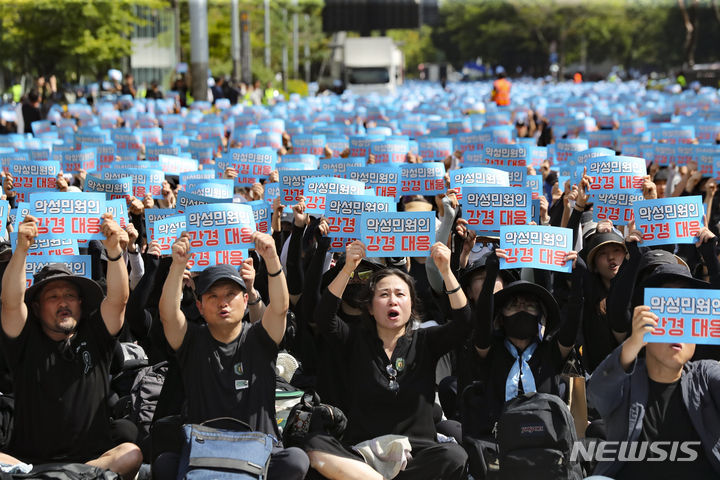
top-left (0, 214), bottom-right (141, 478)
top-left (588, 265), bottom-right (720, 478)
top-left (155, 230), bottom-right (309, 480)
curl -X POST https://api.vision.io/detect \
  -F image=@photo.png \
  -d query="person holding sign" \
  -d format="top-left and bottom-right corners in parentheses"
top-left (0, 214), bottom-right (141, 477)
top-left (304, 240), bottom-right (469, 480)
top-left (461, 247), bottom-right (582, 477)
top-left (588, 269), bottom-right (720, 478)
top-left (155, 231), bottom-right (309, 480)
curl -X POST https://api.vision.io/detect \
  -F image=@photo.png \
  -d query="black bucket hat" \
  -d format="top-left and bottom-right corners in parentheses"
top-left (639, 263), bottom-right (711, 290)
top-left (582, 230), bottom-right (627, 272)
top-left (25, 263), bottom-right (104, 314)
top-left (195, 264), bottom-right (247, 297)
top-left (494, 281), bottom-right (561, 336)
top-left (638, 249), bottom-right (688, 278)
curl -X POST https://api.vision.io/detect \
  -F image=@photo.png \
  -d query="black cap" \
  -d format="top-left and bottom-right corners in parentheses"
top-left (195, 264), bottom-right (247, 297)
top-left (638, 249), bottom-right (687, 276)
top-left (25, 263), bottom-right (104, 313)
top-left (640, 263), bottom-right (710, 290)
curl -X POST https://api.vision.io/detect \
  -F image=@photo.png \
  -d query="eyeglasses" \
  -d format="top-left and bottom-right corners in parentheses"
top-left (502, 297), bottom-right (540, 315)
top-left (386, 364), bottom-right (399, 392)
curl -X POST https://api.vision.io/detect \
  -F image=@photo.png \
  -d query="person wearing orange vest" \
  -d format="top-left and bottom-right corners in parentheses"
top-left (491, 71), bottom-right (511, 106)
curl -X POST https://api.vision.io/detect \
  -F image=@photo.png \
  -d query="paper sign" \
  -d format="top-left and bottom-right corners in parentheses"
top-left (105, 198), bottom-right (128, 228)
top-left (218, 148), bottom-right (277, 186)
top-left (28, 192), bottom-right (106, 240)
top-left (450, 167), bottom-right (510, 199)
top-left (180, 170), bottom-right (215, 185)
top-left (187, 180), bottom-right (234, 199)
top-left (319, 157), bottom-right (365, 175)
top-left (248, 200), bottom-right (272, 234)
top-left (361, 211), bottom-right (435, 257)
top-left (11, 174), bottom-right (58, 202)
top-left (102, 167), bottom-right (164, 199)
top-left (455, 131), bottom-right (493, 154)
top-left (13, 234), bottom-right (78, 256)
top-left (25, 255), bottom-right (91, 287)
top-left (279, 169), bottom-right (333, 203)
top-left (633, 196), bottom-right (703, 246)
top-left (346, 165), bottom-right (402, 198)
top-left (461, 187), bottom-right (531, 235)
top-left (187, 249), bottom-right (248, 272)
top-left (152, 214), bottom-right (187, 254)
top-left (370, 138), bottom-right (410, 164)
top-left (349, 135), bottom-right (385, 158)
top-left (593, 192), bottom-right (644, 225)
top-left (499, 225), bottom-right (572, 273)
top-left (86, 175), bottom-right (133, 200)
top-left (324, 193), bottom-right (396, 239)
top-left (303, 177), bottom-right (366, 216)
top-left (176, 191), bottom-right (229, 213)
top-left (158, 154), bottom-right (199, 174)
top-left (292, 134), bottom-right (326, 156)
top-left (10, 160), bottom-right (60, 177)
top-left (418, 137), bottom-right (453, 161)
top-left (400, 163), bottom-right (446, 195)
top-left (645, 288), bottom-right (720, 344)
top-left (185, 203), bottom-right (255, 252)
top-left (144, 208), bottom-right (176, 242)
top-left (482, 143), bottom-right (531, 167)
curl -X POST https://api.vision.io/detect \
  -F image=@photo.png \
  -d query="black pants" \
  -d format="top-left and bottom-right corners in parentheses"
top-left (395, 440), bottom-right (467, 480)
top-left (153, 447), bottom-right (309, 480)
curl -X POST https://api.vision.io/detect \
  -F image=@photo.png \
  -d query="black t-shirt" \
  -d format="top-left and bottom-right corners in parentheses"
top-left (21, 104), bottom-right (41, 134)
top-left (315, 290), bottom-right (472, 445)
top-left (0, 312), bottom-right (116, 463)
top-left (615, 379), bottom-right (715, 479)
top-left (176, 321), bottom-right (280, 439)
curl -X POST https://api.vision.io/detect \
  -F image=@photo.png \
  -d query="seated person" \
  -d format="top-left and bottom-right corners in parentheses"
top-left (588, 265), bottom-right (720, 478)
top-left (156, 231), bottom-right (309, 480)
top-left (0, 215), bottom-right (142, 478)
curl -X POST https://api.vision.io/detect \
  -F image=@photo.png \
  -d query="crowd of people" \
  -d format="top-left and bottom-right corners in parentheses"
top-left (0, 72), bottom-right (716, 480)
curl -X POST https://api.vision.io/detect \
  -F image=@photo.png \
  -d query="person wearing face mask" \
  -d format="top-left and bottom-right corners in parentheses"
top-left (461, 247), bottom-right (583, 447)
top-left (303, 240), bottom-right (471, 480)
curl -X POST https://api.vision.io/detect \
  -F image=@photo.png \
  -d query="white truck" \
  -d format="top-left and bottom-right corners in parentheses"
top-left (320, 34), bottom-right (404, 95)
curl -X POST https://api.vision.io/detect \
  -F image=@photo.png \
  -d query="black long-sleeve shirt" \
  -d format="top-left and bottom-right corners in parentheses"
top-left (314, 289), bottom-right (471, 445)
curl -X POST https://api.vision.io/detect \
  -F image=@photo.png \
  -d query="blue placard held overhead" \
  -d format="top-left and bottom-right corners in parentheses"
top-left (632, 196), bottom-right (704, 246)
top-left (361, 211), bottom-right (435, 257)
top-left (460, 187), bottom-right (531, 235)
top-left (645, 288), bottom-right (720, 345)
top-left (185, 203), bottom-right (256, 252)
top-left (499, 225), bottom-right (572, 273)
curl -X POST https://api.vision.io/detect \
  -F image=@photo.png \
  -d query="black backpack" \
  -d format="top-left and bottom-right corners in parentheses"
top-left (129, 361), bottom-right (168, 438)
top-left (282, 391), bottom-right (347, 448)
top-left (0, 463), bottom-right (120, 480)
top-left (497, 392), bottom-right (583, 480)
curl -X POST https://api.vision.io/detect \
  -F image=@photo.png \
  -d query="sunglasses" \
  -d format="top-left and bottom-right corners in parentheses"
top-left (348, 269), bottom-right (374, 283)
top-left (386, 364), bottom-right (399, 393)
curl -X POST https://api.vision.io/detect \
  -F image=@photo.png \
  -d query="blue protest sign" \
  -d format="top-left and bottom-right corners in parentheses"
top-left (695, 122), bottom-right (720, 144)
top-left (482, 143), bottom-right (531, 168)
top-left (31, 120), bottom-right (53, 136)
top-left (112, 130), bottom-right (143, 151)
top-left (324, 193), bottom-right (396, 240)
top-left (566, 147), bottom-right (615, 177)
top-left (499, 225), bottom-right (572, 273)
top-left (180, 170), bottom-right (215, 185)
top-left (644, 288), bottom-right (720, 345)
top-left (264, 182), bottom-right (280, 202)
top-left (11, 233), bottom-right (77, 255)
top-left (349, 134), bottom-right (385, 158)
top-left (525, 175), bottom-right (543, 199)
top-left (0, 199), bottom-right (9, 239)
top-left (86, 175), bottom-right (133, 200)
top-left (218, 148), bottom-right (277, 186)
top-left (281, 154), bottom-right (317, 169)
top-left (319, 157), bottom-right (365, 175)
top-left (105, 198), bottom-right (129, 227)
top-left (12, 174), bottom-right (58, 202)
top-left (255, 132), bottom-right (283, 150)
top-left (28, 192), bottom-right (106, 240)
top-left (187, 180), bottom-right (234, 199)
top-left (450, 167), bottom-right (510, 200)
top-left (248, 200), bottom-right (272, 234)
top-left (9, 160), bottom-right (60, 177)
top-left (370, 138), bottom-right (410, 164)
top-left (324, 135), bottom-right (349, 158)
top-left (144, 208), bottom-right (177, 242)
top-left (292, 134), bottom-right (326, 156)
top-left (418, 137), bottom-right (453, 161)
top-left (586, 155), bottom-right (646, 176)
top-left (586, 130), bottom-right (617, 149)
top-left (157, 154), bottom-right (199, 175)
top-left (146, 145), bottom-right (181, 162)
top-left (103, 167), bottom-right (164, 199)
top-left (399, 162), bottom-right (446, 195)
top-left (18, 148), bottom-right (51, 162)
top-left (259, 118), bottom-right (285, 134)
top-left (347, 164), bottom-right (402, 197)
top-left (185, 203), bottom-right (256, 252)
top-left (303, 177), bottom-right (366, 216)
top-left (361, 211), bottom-right (435, 257)
top-left (152, 214), bottom-right (187, 254)
top-left (0, 151), bottom-right (30, 172)
top-left (61, 148), bottom-right (97, 174)
top-left (25, 255), bottom-right (92, 287)
top-left (633, 196), bottom-right (704, 246)
top-left (176, 190), bottom-right (230, 213)
top-left (652, 124), bottom-right (695, 144)
top-left (74, 131), bottom-right (111, 150)
top-left (279, 169), bottom-right (333, 204)
top-left (593, 191), bottom-right (644, 225)
top-left (554, 139), bottom-right (589, 167)
top-left (460, 187), bottom-right (531, 235)
top-left (187, 249), bottom-right (249, 272)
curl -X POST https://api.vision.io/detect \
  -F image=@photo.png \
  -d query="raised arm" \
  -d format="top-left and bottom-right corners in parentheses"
top-left (254, 231), bottom-right (290, 345)
top-left (240, 257), bottom-right (266, 323)
top-left (159, 232), bottom-right (191, 351)
top-left (100, 213), bottom-right (130, 336)
top-left (0, 216), bottom-right (36, 338)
